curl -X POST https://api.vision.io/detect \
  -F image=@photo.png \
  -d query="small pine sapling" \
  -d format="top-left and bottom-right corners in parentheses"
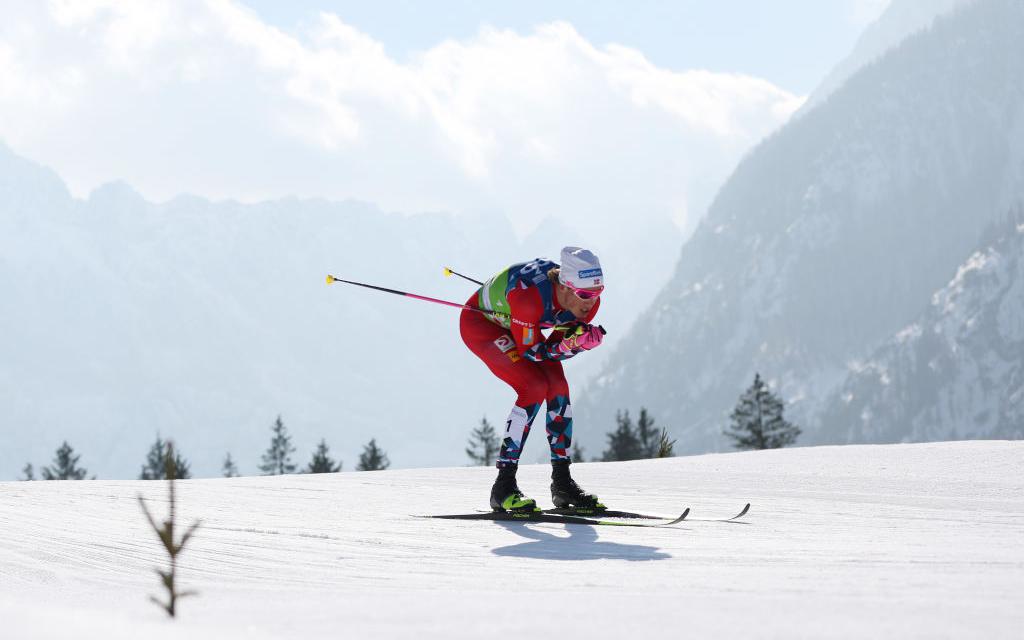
top-left (137, 441), bottom-right (201, 618)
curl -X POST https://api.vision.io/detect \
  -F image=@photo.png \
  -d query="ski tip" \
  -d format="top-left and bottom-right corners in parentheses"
top-left (733, 503), bottom-right (751, 519)
top-left (664, 507), bottom-right (690, 525)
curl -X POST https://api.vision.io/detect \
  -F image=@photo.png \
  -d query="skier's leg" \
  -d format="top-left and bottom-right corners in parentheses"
top-left (538, 360), bottom-right (572, 462)
top-left (460, 309), bottom-right (551, 511)
top-left (535, 361), bottom-right (603, 510)
top-left (460, 309), bottom-right (549, 466)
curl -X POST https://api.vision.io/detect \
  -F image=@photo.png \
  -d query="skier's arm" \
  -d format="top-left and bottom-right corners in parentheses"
top-left (507, 288), bottom-right (578, 362)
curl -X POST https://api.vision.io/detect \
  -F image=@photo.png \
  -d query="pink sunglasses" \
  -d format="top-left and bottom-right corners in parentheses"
top-left (564, 282), bottom-right (604, 300)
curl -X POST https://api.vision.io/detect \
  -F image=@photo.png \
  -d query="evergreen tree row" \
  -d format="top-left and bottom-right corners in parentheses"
top-left (18, 376), bottom-right (799, 480)
top-left (19, 414), bottom-right (391, 480)
top-left (462, 371), bottom-right (801, 465)
top-left (463, 408), bottom-right (676, 466)
top-left (256, 415), bottom-right (390, 474)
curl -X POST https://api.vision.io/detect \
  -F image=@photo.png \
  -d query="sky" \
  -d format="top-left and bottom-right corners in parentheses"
top-left (0, 1), bottom-right (890, 236)
top-left (245, 0), bottom-right (892, 94)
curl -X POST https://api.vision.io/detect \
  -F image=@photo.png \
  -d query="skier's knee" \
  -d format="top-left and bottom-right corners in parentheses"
top-left (515, 377), bottom-right (548, 405)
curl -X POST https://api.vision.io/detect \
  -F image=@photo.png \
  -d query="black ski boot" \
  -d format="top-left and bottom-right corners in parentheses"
top-left (490, 464), bottom-right (539, 512)
top-left (550, 459), bottom-right (605, 512)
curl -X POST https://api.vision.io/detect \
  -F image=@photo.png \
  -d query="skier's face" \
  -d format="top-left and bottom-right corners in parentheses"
top-left (556, 282), bottom-right (600, 318)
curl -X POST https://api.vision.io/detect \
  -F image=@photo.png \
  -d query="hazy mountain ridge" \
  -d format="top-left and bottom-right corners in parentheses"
top-left (0, 134), bottom-right (684, 478)
top-left (815, 215), bottom-right (1024, 443)
top-left (801, 0), bottom-right (971, 112)
top-left (580, 0), bottom-right (1024, 452)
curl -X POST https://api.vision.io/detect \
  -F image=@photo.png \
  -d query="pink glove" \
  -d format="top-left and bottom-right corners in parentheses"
top-left (561, 324), bottom-right (604, 352)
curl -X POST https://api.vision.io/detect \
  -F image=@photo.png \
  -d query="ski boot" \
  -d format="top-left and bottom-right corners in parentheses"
top-left (490, 464), bottom-right (539, 512)
top-left (550, 459), bottom-right (605, 513)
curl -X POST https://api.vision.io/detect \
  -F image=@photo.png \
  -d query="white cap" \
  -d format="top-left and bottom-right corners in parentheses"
top-left (559, 246), bottom-right (604, 288)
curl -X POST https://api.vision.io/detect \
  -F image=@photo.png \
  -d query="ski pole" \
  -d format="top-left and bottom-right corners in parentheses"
top-left (442, 266), bottom-right (483, 286)
top-left (326, 274), bottom-right (607, 335)
top-left (326, 274), bottom-right (506, 318)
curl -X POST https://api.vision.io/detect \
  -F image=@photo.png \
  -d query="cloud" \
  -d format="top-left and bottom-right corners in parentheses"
top-left (0, 0), bottom-right (803, 235)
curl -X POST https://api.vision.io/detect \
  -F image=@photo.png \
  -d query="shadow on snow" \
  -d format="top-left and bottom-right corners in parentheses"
top-left (491, 521), bottom-right (671, 561)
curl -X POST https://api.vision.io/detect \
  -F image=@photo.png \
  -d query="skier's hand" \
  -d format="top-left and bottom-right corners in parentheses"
top-left (559, 323), bottom-right (603, 352)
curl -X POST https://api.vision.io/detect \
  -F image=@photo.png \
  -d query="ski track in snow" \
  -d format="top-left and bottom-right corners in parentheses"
top-left (1, 442), bottom-right (1022, 639)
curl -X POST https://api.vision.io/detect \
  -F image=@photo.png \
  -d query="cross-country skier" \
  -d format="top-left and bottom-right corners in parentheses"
top-left (460, 246), bottom-right (607, 512)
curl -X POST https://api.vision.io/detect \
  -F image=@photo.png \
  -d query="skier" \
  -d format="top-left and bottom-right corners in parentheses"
top-left (460, 246), bottom-right (607, 512)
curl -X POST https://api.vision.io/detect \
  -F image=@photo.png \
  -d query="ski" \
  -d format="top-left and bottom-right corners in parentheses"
top-left (421, 508), bottom-right (690, 528)
top-left (542, 507), bottom-right (670, 520)
top-left (547, 503), bottom-right (749, 521)
top-left (688, 503), bottom-right (751, 522)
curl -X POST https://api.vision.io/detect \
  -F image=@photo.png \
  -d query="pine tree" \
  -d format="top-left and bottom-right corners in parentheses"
top-left (724, 373), bottom-right (801, 450)
top-left (259, 415), bottom-right (297, 475)
top-left (140, 436), bottom-right (191, 480)
top-left (356, 438), bottom-right (390, 471)
top-left (21, 463), bottom-right (34, 481)
top-left (41, 441), bottom-right (88, 480)
top-left (306, 439), bottom-right (342, 473)
top-left (222, 453), bottom-right (240, 478)
top-left (465, 417), bottom-right (499, 466)
top-left (601, 411), bottom-right (642, 461)
top-left (140, 436), bottom-right (167, 479)
top-left (656, 428), bottom-right (676, 458)
top-left (636, 408), bottom-right (660, 458)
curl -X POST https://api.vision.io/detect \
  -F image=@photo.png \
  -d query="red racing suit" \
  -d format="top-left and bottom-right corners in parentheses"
top-left (460, 258), bottom-right (600, 467)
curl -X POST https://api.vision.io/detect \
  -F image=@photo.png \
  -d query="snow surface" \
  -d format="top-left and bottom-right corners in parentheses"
top-left (1, 441), bottom-right (1022, 639)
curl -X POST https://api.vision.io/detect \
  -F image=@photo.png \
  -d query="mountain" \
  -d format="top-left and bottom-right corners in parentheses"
top-left (814, 214), bottom-right (1024, 443)
top-left (801, 0), bottom-right (971, 112)
top-left (0, 134), bottom-right (686, 479)
top-left (578, 0), bottom-right (1024, 454)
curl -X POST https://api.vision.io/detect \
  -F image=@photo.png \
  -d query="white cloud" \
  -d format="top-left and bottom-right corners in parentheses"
top-left (0, 0), bottom-right (803, 236)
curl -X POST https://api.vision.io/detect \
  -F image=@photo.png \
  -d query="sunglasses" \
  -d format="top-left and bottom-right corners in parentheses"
top-left (564, 282), bottom-right (604, 300)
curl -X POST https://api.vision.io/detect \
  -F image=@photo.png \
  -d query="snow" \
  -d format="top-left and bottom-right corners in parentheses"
top-left (2, 441), bottom-right (1022, 639)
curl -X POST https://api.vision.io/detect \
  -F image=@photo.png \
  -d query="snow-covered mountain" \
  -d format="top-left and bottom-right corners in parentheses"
top-left (0, 140), bottom-right (681, 479)
top-left (1, 442), bottom-right (1021, 638)
top-left (814, 216), bottom-right (1024, 443)
top-left (578, 0), bottom-right (1024, 453)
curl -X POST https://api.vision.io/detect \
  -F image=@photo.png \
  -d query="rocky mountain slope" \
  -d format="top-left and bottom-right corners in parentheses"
top-left (814, 215), bottom-right (1024, 443)
top-left (579, 0), bottom-right (1024, 453)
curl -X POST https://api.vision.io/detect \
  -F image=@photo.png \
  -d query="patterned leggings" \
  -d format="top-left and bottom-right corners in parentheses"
top-left (460, 308), bottom-right (572, 467)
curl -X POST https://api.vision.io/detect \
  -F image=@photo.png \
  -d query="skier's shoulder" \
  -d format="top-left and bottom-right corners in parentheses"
top-left (508, 281), bottom-right (544, 317)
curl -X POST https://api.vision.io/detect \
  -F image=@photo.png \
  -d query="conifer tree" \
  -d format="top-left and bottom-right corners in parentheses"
top-left (222, 453), bottom-right (240, 478)
top-left (601, 411), bottom-right (642, 461)
top-left (21, 463), bottom-right (34, 481)
top-left (465, 417), bottom-right (499, 466)
top-left (356, 438), bottom-right (390, 471)
top-left (41, 441), bottom-right (89, 480)
top-left (656, 428), bottom-right (676, 458)
top-left (140, 436), bottom-right (192, 480)
top-left (259, 415), bottom-right (297, 475)
top-left (636, 408), bottom-right (660, 458)
top-left (724, 373), bottom-right (801, 450)
top-left (306, 439), bottom-right (342, 473)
